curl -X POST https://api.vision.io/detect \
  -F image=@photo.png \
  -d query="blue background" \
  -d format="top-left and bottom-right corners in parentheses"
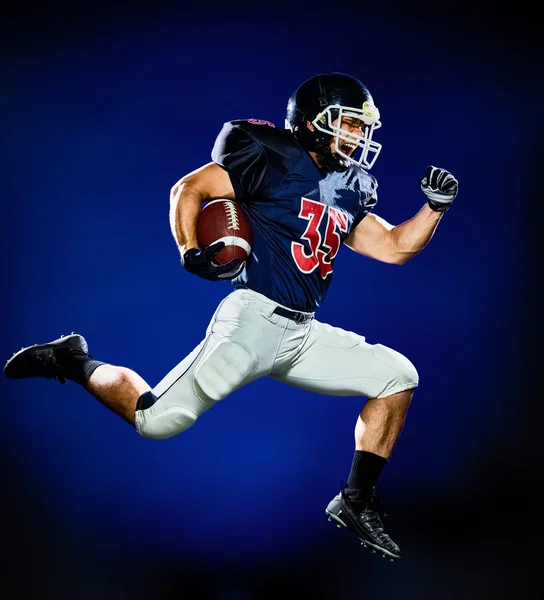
top-left (2, 1), bottom-right (542, 599)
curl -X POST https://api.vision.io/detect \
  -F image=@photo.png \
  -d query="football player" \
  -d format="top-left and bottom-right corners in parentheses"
top-left (4, 72), bottom-right (458, 560)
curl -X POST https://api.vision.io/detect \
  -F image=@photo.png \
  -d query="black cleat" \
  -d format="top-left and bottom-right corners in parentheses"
top-left (326, 487), bottom-right (401, 560)
top-left (4, 333), bottom-right (88, 385)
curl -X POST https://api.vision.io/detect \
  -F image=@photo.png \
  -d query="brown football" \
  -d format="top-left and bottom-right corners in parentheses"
top-left (196, 199), bottom-right (253, 265)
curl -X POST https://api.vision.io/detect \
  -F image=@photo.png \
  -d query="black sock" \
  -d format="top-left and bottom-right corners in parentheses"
top-left (57, 348), bottom-right (106, 388)
top-left (346, 450), bottom-right (388, 498)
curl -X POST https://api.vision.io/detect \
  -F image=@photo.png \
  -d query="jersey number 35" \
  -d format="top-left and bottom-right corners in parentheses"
top-left (291, 198), bottom-right (348, 279)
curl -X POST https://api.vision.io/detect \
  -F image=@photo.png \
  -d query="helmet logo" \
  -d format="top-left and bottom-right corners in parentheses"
top-left (361, 101), bottom-right (380, 124)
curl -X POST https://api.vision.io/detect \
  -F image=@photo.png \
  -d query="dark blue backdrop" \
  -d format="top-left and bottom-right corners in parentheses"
top-left (2, 1), bottom-right (541, 599)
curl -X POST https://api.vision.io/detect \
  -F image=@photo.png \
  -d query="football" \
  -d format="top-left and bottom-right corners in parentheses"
top-left (196, 199), bottom-right (253, 265)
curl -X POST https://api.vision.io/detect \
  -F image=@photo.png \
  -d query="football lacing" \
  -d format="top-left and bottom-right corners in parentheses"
top-left (225, 202), bottom-right (240, 230)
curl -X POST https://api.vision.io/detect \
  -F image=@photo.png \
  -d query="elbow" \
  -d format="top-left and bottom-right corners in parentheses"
top-left (170, 175), bottom-right (190, 200)
top-left (392, 254), bottom-right (410, 265)
top-left (391, 250), bottom-right (421, 265)
top-left (170, 172), bottom-right (211, 206)
top-left (389, 237), bottom-right (419, 265)
top-left (169, 175), bottom-right (201, 208)
top-left (382, 246), bottom-right (411, 265)
top-left (169, 179), bottom-right (182, 206)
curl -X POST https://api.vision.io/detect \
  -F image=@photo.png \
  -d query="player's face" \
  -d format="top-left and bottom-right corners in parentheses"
top-left (330, 116), bottom-right (365, 157)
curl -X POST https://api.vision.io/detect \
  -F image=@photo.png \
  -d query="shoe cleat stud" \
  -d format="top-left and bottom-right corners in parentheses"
top-left (328, 517), bottom-right (331, 522)
top-left (372, 550), bottom-right (376, 554)
top-left (390, 559), bottom-right (394, 562)
top-left (337, 524), bottom-right (341, 528)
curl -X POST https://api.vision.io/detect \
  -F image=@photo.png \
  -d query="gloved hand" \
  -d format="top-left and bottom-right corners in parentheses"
top-left (420, 165), bottom-right (459, 212)
top-left (182, 242), bottom-right (244, 281)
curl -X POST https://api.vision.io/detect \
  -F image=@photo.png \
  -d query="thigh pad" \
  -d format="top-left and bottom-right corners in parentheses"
top-left (195, 338), bottom-right (258, 402)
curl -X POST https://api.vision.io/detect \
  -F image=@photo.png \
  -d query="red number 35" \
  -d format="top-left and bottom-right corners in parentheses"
top-left (291, 198), bottom-right (348, 279)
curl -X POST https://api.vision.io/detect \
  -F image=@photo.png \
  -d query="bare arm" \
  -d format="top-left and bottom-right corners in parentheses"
top-left (344, 203), bottom-right (444, 264)
top-left (169, 162), bottom-right (235, 257)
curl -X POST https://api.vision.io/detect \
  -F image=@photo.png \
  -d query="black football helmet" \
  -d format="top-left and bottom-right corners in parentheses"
top-left (285, 72), bottom-right (382, 171)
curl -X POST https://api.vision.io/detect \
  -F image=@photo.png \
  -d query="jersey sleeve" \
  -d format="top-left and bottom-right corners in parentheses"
top-left (211, 121), bottom-right (269, 200)
top-left (352, 180), bottom-right (378, 229)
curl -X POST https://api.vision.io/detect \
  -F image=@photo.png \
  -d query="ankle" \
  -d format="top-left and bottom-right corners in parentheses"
top-left (56, 348), bottom-right (106, 388)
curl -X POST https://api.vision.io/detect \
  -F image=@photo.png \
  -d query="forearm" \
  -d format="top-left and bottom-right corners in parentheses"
top-left (169, 180), bottom-right (205, 256)
top-left (391, 203), bottom-right (443, 263)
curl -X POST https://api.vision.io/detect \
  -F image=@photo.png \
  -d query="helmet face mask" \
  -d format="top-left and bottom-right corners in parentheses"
top-left (285, 73), bottom-right (383, 171)
top-left (312, 102), bottom-right (382, 170)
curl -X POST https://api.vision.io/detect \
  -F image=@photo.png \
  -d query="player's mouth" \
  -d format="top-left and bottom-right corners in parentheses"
top-left (340, 142), bottom-right (357, 156)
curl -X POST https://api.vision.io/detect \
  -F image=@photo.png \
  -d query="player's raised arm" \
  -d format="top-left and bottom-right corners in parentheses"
top-left (345, 165), bottom-right (458, 264)
top-left (345, 206), bottom-right (442, 264)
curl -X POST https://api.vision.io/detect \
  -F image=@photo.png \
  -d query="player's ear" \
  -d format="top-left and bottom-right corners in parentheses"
top-left (306, 121), bottom-right (316, 132)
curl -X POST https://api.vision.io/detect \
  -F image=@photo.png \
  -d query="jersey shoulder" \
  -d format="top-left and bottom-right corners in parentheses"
top-left (215, 119), bottom-right (301, 157)
top-left (212, 119), bottom-right (305, 199)
top-left (212, 119), bottom-right (304, 181)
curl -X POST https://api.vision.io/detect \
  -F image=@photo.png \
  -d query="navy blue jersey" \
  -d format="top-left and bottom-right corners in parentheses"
top-left (211, 119), bottom-right (378, 312)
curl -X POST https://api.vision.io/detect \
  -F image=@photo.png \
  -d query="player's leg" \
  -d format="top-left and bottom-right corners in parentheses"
top-left (2, 328), bottom-right (247, 437)
top-left (2, 329), bottom-right (244, 438)
top-left (4, 290), bottom-right (285, 440)
top-left (273, 320), bottom-right (418, 456)
top-left (271, 319), bottom-right (419, 559)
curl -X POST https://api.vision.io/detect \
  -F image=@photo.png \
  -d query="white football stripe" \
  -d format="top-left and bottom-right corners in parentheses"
top-left (205, 198), bottom-right (234, 207)
top-left (213, 236), bottom-right (252, 255)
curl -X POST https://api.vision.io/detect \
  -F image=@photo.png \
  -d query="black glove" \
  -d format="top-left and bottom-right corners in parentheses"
top-left (420, 165), bottom-right (459, 212)
top-left (182, 241), bottom-right (244, 281)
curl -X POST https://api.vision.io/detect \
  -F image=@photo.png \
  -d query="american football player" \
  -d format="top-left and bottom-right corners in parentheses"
top-left (4, 72), bottom-right (458, 560)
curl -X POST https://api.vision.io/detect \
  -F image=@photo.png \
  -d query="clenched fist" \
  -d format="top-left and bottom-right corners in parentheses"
top-left (420, 166), bottom-right (459, 212)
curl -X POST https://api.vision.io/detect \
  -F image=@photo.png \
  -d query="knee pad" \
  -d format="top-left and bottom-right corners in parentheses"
top-left (135, 389), bottom-right (199, 440)
top-left (372, 344), bottom-right (419, 397)
top-left (194, 338), bottom-right (258, 402)
top-left (136, 404), bottom-right (198, 441)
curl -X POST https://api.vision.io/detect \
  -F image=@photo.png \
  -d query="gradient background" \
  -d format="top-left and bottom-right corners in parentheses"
top-left (2, 1), bottom-right (542, 599)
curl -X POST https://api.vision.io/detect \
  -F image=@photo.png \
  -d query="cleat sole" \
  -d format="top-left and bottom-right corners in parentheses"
top-left (326, 508), bottom-right (401, 561)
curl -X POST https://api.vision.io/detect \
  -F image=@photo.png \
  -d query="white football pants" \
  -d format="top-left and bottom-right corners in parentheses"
top-left (135, 288), bottom-right (419, 440)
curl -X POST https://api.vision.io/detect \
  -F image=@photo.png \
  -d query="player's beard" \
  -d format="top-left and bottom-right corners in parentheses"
top-left (315, 144), bottom-right (350, 173)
